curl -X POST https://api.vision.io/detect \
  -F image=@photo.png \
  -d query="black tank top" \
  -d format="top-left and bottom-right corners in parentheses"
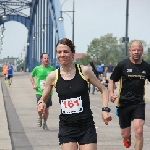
top-left (55, 64), bottom-right (94, 127)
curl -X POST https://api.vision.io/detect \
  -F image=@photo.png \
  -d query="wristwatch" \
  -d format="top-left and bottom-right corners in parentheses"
top-left (102, 107), bottom-right (111, 112)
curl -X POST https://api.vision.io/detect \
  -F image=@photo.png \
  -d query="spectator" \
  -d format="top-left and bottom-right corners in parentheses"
top-left (107, 62), bottom-right (114, 73)
top-left (88, 62), bottom-right (98, 94)
top-left (106, 62), bottom-right (114, 79)
top-left (96, 62), bottom-right (103, 78)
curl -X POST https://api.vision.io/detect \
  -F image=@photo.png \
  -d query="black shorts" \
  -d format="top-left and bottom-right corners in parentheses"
top-left (58, 124), bottom-right (97, 145)
top-left (36, 94), bottom-right (52, 108)
top-left (118, 103), bottom-right (145, 129)
top-left (7, 75), bottom-right (13, 79)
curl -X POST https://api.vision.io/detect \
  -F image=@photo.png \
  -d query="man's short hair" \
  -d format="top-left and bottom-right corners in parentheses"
top-left (40, 53), bottom-right (49, 59)
top-left (130, 40), bottom-right (143, 49)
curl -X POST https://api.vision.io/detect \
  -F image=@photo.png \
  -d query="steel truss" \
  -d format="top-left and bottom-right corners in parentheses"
top-left (0, 0), bottom-right (65, 71)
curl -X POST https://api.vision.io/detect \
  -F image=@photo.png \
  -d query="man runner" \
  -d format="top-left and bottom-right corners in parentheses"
top-left (109, 40), bottom-right (150, 149)
top-left (7, 62), bottom-right (14, 87)
top-left (30, 53), bottom-right (55, 130)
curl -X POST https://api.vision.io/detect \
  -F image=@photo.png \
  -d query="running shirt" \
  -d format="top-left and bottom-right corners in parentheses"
top-left (30, 65), bottom-right (55, 95)
top-left (97, 64), bottom-right (103, 73)
top-left (2, 65), bottom-right (8, 75)
top-left (8, 65), bottom-right (13, 75)
top-left (110, 58), bottom-right (150, 107)
top-left (55, 64), bottom-right (94, 127)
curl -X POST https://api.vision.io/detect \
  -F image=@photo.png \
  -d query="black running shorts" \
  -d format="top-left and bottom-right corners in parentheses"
top-left (7, 75), bottom-right (13, 79)
top-left (36, 94), bottom-right (52, 108)
top-left (118, 103), bottom-right (145, 129)
top-left (58, 124), bottom-right (97, 145)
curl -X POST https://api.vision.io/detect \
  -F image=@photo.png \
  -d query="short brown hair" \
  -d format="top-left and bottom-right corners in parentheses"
top-left (40, 53), bottom-right (49, 59)
top-left (56, 38), bottom-right (75, 53)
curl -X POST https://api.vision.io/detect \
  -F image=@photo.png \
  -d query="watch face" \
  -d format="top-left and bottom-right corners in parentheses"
top-left (102, 107), bottom-right (111, 112)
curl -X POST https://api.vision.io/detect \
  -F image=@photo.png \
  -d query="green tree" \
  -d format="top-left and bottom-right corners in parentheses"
top-left (143, 47), bottom-right (150, 63)
top-left (77, 34), bottom-right (149, 66)
top-left (87, 33), bottom-right (124, 65)
top-left (76, 55), bottom-right (91, 65)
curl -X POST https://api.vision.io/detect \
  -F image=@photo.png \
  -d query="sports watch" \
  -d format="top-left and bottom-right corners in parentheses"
top-left (102, 107), bottom-right (111, 112)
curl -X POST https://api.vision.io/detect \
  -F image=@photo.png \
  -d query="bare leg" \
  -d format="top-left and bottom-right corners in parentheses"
top-left (61, 142), bottom-right (78, 150)
top-left (121, 126), bottom-right (131, 139)
top-left (10, 77), bottom-right (12, 85)
top-left (43, 107), bottom-right (49, 122)
top-left (79, 143), bottom-right (97, 150)
top-left (133, 119), bottom-right (145, 150)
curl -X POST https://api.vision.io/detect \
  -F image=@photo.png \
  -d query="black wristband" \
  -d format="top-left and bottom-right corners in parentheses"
top-left (102, 107), bottom-right (111, 112)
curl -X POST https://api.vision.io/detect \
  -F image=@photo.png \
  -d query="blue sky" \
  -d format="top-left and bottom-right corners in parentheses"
top-left (1, 0), bottom-right (150, 58)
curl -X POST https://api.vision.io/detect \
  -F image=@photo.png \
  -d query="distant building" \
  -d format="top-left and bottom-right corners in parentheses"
top-left (74, 53), bottom-right (87, 62)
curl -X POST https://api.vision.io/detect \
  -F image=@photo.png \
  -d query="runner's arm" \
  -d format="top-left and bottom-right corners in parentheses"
top-left (29, 74), bottom-right (36, 87)
top-left (82, 65), bottom-right (112, 125)
top-left (108, 80), bottom-right (116, 94)
top-left (108, 63), bottom-right (123, 103)
top-left (39, 71), bottom-right (56, 103)
top-left (82, 66), bottom-right (109, 107)
top-left (108, 63), bottom-right (122, 94)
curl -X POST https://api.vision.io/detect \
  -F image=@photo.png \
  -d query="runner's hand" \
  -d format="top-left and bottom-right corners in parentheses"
top-left (101, 111), bottom-right (112, 125)
top-left (110, 93), bottom-right (117, 103)
top-left (33, 85), bottom-right (37, 90)
top-left (37, 102), bottom-right (46, 114)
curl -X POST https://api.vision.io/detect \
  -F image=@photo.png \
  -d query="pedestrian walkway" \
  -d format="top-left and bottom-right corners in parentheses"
top-left (0, 72), bottom-right (150, 150)
top-left (0, 81), bottom-right (12, 150)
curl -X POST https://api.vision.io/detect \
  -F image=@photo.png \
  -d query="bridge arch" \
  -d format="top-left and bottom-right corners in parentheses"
top-left (0, 0), bottom-right (65, 71)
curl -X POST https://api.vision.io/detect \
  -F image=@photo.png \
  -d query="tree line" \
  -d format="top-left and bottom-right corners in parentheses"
top-left (76, 33), bottom-right (150, 66)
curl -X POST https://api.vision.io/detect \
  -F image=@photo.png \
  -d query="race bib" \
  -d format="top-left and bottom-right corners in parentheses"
top-left (61, 96), bottom-right (83, 114)
top-left (40, 80), bottom-right (45, 90)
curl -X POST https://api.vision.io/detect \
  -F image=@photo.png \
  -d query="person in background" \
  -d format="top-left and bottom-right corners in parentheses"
top-left (96, 62), bottom-right (103, 79)
top-left (101, 77), bottom-right (108, 89)
top-left (109, 40), bottom-right (150, 149)
top-left (30, 53), bottom-right (55, 130)
top-left (106, 62), bottom-right (114, 79)
top-left (103, 66), bottom-right (108, 78)
top-left (88, 62), bottom-right (98, 94)
top-left (7, 62), bottom-right (14, 87)
top-left (2, 62), bottom-right (8, 83)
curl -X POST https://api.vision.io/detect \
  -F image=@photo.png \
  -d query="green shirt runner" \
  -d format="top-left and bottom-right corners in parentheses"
top-left (30, 65), bottom-right (55, 95)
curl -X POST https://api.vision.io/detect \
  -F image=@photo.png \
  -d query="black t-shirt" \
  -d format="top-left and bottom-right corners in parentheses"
top-left (107, 64), bottom-right (114, 72)
top-left (110, 58), bottom-right (150, 107)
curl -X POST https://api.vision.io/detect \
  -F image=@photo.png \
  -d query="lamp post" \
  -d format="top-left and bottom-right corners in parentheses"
top-left (125, 0), bottom-right (129, 59)
top-left (2, 8), bottom-right (7, 21)
top-left (58, 0), bottom-right (75, 43)
top-left (122, 0), bottom-right (129, 59)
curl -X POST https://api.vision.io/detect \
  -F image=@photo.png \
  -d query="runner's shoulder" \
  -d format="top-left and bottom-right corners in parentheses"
top-left (47, 70), bottom-right (56, 83)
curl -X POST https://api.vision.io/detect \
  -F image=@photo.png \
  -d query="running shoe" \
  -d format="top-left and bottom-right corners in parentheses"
top-left (37, 117), bottom-right (42, 127)
top-left (43, 123), bottom-right (49, 130)
top-left (123, 135), bottom-right (131, 148)
top-left (9, 84), bottom-right (12, 88)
